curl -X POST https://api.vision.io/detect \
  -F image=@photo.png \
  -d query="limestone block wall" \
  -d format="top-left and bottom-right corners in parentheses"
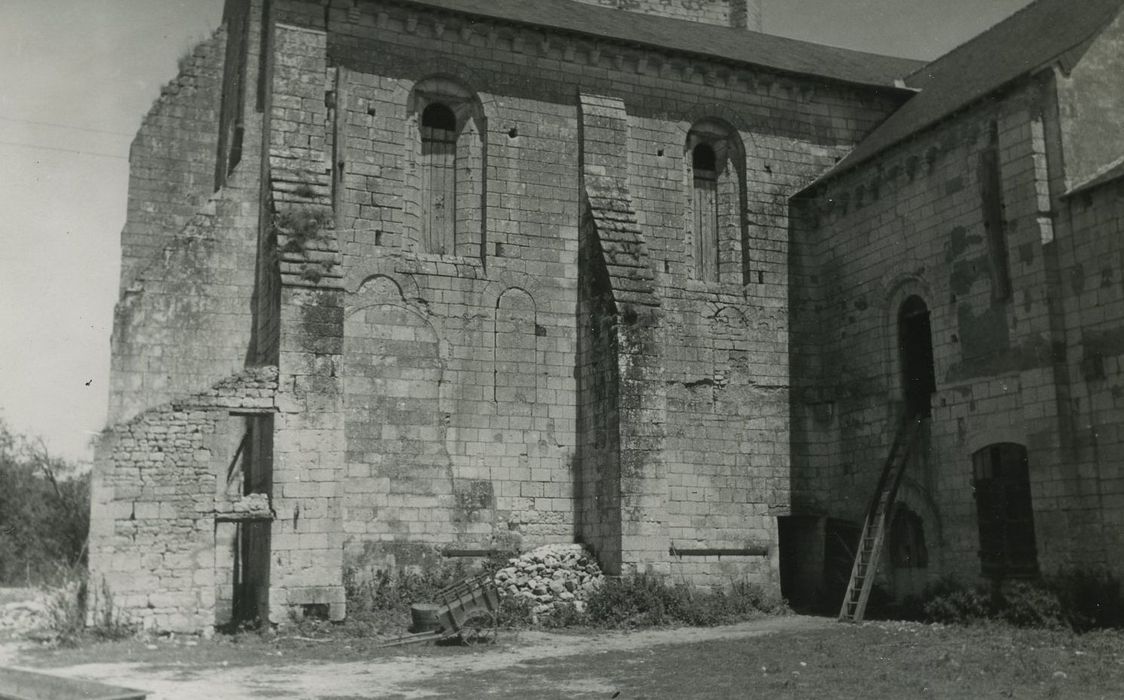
top-left (118, 28), bottom-right (227, 289)
top-left (314, 4), bottom-right (582, 572)
top-left (110, 2), bottom-right (269, 424)
top-left (1056, 176), bottom-right (1124, 579)
top-left (265, 21), bottom-right (348, 621)
top-left (89, 368), bottom-right (278, 634)
top-left (577, 93), bottom-right (667, 576)
top-left (790, 75), bottom-right (1086, 591)
top-left (260, 0), bottom-right (905, 586)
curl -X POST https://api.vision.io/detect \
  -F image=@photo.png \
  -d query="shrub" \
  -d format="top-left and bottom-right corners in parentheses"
top-left (344, 559), bottom-right (473, 617)
top-left (0, 420), bottom-right (89, 586)
top-left (583, 574), bottom-right (788, 629)
top-left (996, 581), bottom-right (1067, 630)
top-left (493, 595), bottom-right (534, 629)
top-left (921, 578), bottom-right (992, 625)
top-left (912, 570), bottom-right (1124, 632)
top-left (1047, 568), bottom-right (1124, 632)
top-left (584, 573), bottom-right (679, 627)
top-left (345, 562), bottom-right (787, 634)
top-left (538, 601), bottom-right (588, 629)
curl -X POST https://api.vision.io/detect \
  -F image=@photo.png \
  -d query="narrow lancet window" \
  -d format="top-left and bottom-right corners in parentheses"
top-left (692, 143), bottom-right (719, 283)
top-left (421, 103), bottom-right (458, 255)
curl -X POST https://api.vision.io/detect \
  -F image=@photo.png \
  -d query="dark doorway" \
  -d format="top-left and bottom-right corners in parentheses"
top-left (230, 413), bottom-right (273, 627)
top-left (973, 443), bottom-right (1038, 578)
top-left (778, 515), bottom-right (825, 612)
top-left (898, 296), bottom-right (936, 418)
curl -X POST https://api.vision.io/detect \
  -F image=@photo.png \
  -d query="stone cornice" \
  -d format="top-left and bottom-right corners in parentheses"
top-left (333, 0), bottom-right (899, 106)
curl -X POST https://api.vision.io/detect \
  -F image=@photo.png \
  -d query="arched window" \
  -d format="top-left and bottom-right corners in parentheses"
top-left (420, 103), bottom-right (458, 254)
top-left (686, 121), bottom-right (746, 284)
top-left (692, 144), bottom-right (719, 282)
top-left (898, 296), bottom-right (936, 418)
top-left (973, 443), bottom-right (1038, 578)
top-left (407, 78), bottom-right (485, 259)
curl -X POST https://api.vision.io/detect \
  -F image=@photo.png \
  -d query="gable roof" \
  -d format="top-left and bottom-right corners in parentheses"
top-left (396, 0), bottom-right (923, 88)
top-left (1065, 157), bottom-right (1124, 198)
top-left (825, 0), bottom-right (1124, 178)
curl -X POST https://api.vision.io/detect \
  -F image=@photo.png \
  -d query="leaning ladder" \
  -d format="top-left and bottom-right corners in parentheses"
top-left (838, 415), bottom-right (923, 623)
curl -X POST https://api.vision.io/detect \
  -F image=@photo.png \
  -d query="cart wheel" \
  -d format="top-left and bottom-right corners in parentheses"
top-left (458, 611), bottom-right (496, 646)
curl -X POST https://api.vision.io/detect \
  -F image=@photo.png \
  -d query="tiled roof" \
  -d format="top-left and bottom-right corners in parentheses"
top-left (825, 0), bottom-right (1124, 178)
top-left (396, 0), bottom-right (924, 88)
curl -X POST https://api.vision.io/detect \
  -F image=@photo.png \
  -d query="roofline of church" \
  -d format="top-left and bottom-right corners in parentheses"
top-left (384, 0), bottom-right (925, 91)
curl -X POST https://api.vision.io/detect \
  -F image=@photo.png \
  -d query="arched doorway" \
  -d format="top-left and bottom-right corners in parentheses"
top-left (898, 296), bottom-right (936, 418)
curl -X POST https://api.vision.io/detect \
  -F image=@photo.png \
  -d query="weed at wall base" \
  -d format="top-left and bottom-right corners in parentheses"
top-left (39, 569), bottom-right (135, 647)
top-left (896, 568), bottom-right (1124, 632)
top-left (581, 574), bottom-right (789, 628)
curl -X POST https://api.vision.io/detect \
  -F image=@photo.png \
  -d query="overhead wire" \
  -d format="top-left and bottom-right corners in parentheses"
top-left (0, 139), bottom-right (127, 160)
top-left (0, 114), bottom-right (134, 137)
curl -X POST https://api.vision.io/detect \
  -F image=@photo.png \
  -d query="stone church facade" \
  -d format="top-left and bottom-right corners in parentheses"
top-left (89, 0), bottom-right (1124, 632)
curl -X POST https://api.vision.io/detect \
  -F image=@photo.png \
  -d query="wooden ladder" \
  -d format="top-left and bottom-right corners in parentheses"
top-left (838, 415), bottom-right (923, 623)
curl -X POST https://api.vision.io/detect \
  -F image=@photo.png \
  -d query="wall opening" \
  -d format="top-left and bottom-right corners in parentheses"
top-left (217, 413), bottom-right (273, 628)
top-left (889, 507), bottom-right (928, 568)
top-left (420, 103), bottom-right (458, 255)
top-left (778, 515), bottom-right (825, 612)
top-left (406, 77), bottom-right (486, 260)
top-left (692, 144), bottom-right (719, 282)
top-left (898, 296), bottom-right (936, 418)
top-left (973, 443), bottom-right (1038, 578)
top-left (685, 120), bottom-right (747, 284)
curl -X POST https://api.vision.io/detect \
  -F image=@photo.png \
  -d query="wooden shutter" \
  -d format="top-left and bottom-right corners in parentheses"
top-left (694, 170), bottom-right (718, 282)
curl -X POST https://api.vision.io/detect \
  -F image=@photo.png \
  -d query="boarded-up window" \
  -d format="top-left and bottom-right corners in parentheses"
top-left (687, 122), bottom-right (746, 284)
top-left (973, 443), bottom-right (1038, 578)
top-left (494, 289), bottom-right (537, 403)
top-left (693, 144), bottom-right (719, 283)
top-left (421, 103), bottom-right (458, 255)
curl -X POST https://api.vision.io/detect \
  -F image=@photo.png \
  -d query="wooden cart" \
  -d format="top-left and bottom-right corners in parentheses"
top-left (378, 573), bottom-right (501, 647)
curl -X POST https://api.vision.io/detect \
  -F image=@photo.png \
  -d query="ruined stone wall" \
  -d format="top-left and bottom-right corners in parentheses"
top-left (118, 28), bottom-right (227, 289)
top-left (790, 76), bottom-right (1090, 590)
top-left (568, 0), bottom-right (762, 30)
top-left (110, 2), bottom-right (269, 424)
top-left (89, 368), bottom-right (277, 634)
top-left (271, 0), bottom-right (905, 584)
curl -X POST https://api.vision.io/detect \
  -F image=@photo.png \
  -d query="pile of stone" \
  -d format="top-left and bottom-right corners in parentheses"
top-left (493, 544), bottom-right (603, 615)
top-left (0, 596), bottom-right (47, 636)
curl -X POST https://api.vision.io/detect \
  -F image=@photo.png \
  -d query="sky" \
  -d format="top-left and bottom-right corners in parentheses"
top-left (0, 0), bottom-right (1034, 463)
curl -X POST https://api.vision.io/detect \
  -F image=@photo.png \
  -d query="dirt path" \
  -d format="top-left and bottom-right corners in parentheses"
top-left (3, 616), bottom-right (830, 699)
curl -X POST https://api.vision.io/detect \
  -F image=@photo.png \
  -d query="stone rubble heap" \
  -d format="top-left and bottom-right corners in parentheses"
top-left (0, 596), bottom-right (47, 636)
top-left (493, 544), bottom-right (604, 615)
